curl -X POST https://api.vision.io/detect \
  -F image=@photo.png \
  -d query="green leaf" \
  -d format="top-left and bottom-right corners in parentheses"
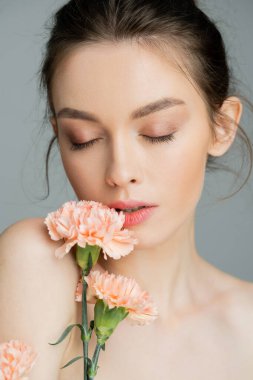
top-left (60, 355), bottom-right (84, 369)
top-left (48, 323), bottom-right (84, 345)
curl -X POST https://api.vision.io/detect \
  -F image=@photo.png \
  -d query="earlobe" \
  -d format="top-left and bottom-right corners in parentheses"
top-left (207, 96), bottom-right (243, 157)
top-left (50, 117), bottom-right (58, 137)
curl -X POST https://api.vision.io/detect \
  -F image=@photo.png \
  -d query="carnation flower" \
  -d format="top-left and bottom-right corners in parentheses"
top-left (0, 339), bottom-right (38, 380)
top-left (44, 200), bottom-right (138, 260)
top-left (75, 270), bottom-right (159, 326)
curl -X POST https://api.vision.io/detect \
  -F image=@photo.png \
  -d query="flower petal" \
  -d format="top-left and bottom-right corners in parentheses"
top-left (84, 270), bottom-right (159, 326)
top-left (44, 200), bottom-right (139, 260)
top-left (0, 339), bottom-right (38, 379)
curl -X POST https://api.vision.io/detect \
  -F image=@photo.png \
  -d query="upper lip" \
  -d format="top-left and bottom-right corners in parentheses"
top-left (107, 200), bottom-right (158, 210)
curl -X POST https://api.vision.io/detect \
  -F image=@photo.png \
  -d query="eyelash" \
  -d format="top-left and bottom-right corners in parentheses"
top-left (70, 133), bottom-right (176, 151)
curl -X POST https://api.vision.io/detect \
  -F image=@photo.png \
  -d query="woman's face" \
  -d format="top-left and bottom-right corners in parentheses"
top-left (50, 41), bottom-right (213, 247)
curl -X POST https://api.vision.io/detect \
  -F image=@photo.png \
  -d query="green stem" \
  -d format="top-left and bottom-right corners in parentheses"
top-left (82, 270), bottom-right (89, 380)
top-left (88, 343), bottom-right (102, 380)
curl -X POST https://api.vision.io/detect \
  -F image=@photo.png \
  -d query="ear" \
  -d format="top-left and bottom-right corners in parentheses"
top-left (50, 116), bottom-right (58, 137)
top-left (208, 96), bottom-right (243, 157)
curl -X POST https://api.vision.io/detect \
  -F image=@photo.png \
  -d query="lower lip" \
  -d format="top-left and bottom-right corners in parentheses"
top-left (120, 206), bottom-right (157, 227)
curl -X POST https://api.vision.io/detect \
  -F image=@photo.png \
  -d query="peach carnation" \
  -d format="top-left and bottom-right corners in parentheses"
top-left (0, 339), bottom-right (38, 380)
top-left (75, 270), bottom-right (159, 326)
top-left (44, 200), bottom-right (138, 260)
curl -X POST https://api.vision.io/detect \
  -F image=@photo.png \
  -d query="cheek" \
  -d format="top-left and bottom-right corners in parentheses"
top-left (135, 141), bottom-right (208, 248)
top-left (163, 137), bottom-right (208, 217)
top-left (60, 152), bottom-right (104, 200)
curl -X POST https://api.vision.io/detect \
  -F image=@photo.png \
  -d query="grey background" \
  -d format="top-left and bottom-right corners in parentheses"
top-left (0, 1), bottom-right (253, 280)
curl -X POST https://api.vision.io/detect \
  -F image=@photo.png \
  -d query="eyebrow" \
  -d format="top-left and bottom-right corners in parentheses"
top-left (56, 97), bottom-right (186, 123)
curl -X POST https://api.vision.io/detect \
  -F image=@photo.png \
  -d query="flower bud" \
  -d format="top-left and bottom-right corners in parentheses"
top-left (75, 244), bottom-right (101, 274)
top-left (94, 299), bottom-right (129, 345)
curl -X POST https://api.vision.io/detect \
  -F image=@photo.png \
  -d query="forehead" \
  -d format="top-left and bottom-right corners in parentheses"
top-left (51, 41), bottom-right (204, 117)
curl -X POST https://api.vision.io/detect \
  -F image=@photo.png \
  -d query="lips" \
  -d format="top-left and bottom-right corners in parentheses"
top-left (121, 205), bottom-right (157, 227)
top-left (116, 206), bottom-right (145, 212)
top-left (108, 200), bottom-right (157, 210)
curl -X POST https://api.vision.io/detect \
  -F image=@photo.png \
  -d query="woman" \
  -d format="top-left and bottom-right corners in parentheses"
top-left (1, 0), bottom-right (253, 379)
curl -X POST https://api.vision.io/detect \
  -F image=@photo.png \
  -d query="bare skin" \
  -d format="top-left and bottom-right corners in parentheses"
top-left (2, 217), bottom-right (252, 380)
top-left (58, 249), bottom-right (253, 380)
top-left (45, 41), bottom-right (253, 378)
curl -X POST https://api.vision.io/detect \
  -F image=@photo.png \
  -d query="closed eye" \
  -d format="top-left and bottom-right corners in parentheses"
top-left (142, 133), bottom-right (176, 144)
top-left (70, 138), bottom-right (100, 151)
top-left (70, 133), bottom-right (176, 151)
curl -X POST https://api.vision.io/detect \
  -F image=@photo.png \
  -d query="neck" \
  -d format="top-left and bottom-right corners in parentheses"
top-left (98, 213), bottom-right (211, 328)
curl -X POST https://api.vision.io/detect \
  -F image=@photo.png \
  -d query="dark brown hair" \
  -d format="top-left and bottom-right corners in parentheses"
top-left (38, 0), bottom-right (253, 201)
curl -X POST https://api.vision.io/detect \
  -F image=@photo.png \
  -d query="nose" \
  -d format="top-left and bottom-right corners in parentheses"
top-left (105, 136), bottom-right (142, 188)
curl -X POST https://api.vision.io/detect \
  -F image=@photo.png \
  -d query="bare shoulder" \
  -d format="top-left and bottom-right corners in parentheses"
top-left (225, 277), bottom-right (253, 313)
top-left (0, 217), bottom-right (81, 379)
top-left (224, 278), bottom-right (253, 351)
top-left (1, 216), bottom-right (57, 251)
top-left (0, 216), bottom-right (80, 318)
top-left (229, 278), bottom-right (253, 319)
top-left (1, 217), bottom-right (78, 270)
top-left (2, 216), bottom-right (62, 251)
